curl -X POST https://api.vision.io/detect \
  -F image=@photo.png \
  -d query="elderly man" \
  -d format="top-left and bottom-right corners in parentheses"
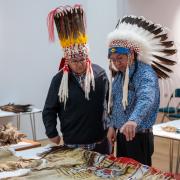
top-left (42, 5), bottom-right (109, 154)
top-left (107, 15), bottom-right (177, 165)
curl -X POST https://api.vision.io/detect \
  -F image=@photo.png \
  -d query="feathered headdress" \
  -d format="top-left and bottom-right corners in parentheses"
top-left (47, 5), bottom-right (95, 107)
top-left (107, 15), bottom-right (177, 112)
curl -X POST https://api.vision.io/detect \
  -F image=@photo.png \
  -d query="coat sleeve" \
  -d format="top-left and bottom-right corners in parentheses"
top-left (42, 75), bottom-right (60, 138)
top-left (129, 70), bottom-right (159, 126)
top-left (102, 70), bottom-right (110, 130)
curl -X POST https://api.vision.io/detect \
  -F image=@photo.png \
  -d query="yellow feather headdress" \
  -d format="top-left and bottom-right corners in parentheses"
top-left (47, 4), bottom-right (88, 59)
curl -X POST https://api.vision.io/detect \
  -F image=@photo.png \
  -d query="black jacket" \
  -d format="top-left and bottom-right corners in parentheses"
top-left (42, 64), bottom-right (108, 144)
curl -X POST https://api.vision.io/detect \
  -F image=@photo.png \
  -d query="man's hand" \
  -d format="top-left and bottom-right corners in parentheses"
top-left (120, 121), bottom-right (137, 141)
top-left (49, 136), bottom-right (61, 145)
top-left (107, 127), bottom-right (116, 146)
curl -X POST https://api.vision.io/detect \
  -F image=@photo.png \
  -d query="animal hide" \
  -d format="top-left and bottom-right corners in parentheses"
top-left (0, 103), bottom-right (32, 113)
top-left (0, 124), bottom-right (26, 146)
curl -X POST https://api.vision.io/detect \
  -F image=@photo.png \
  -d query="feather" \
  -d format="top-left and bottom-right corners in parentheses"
top-left (122, 16), bottom-right (132, 24)
top-left (152, 27), bottom-right (163, 35)
top-left (160, 49), bottom-right (177, 56)
top-left (108, 15), bottom-right (177, 79)
top-left (153, 33), bottom-right (168, 41)
top-left (121, 16), bottom-right (128, 23)
top-left (151, 64), bottom-right (169, 79)
top-left (153, 55), bottom-right (176, 65)
top-left (115, 19), bottom-right (120, 29)
top-left (63, 14), bottom-right (70, 39)
top-left (152, 61), bottom-right (173, 73)
top-left (146, 23), bottom-right (157, 32)
top-left (54, 15), bottom-right (65, 41)
top-left (79, 8), bottom-right (86, 35)
top-left (160, 41), bottom-right (174, 48)
top-left (54, 15), bottom-right (61, 33)
top-left (0, 103), bottom-right (32, 113)
top-left (135, 18), bottom-right (148, 28)
top-left (128, 17), bottom-right (139, 25)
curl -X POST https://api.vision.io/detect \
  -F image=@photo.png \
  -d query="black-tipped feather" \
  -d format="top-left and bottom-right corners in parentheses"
top-left (153, 55), bottom-right (176, 65)
top-left (54, 7), bottom-right (86, 43)
top-left (116, 15), bottom-right (177, 79)
top-left (161, 49), bottom-right (177, 56)
top-left (146, 24), bottom-right (157, 32)
top-left (153, 33), bottom-right (168, 41)
top-left (115, 19), bottom-right (120, 29)
top-left (125, 17), bottom-right (134, 24)
top-left (122, 17), bottom-right (151, 29)
top-left (152, 61), bottom-right (173, 73)
top-left (160, 41), bottom-right (174, 48)
top-left (152, 27), bottom-right (163, 35)
top-left (121, 16), bottom-right (128, 23)
top-left (151, 65), bottom-right (169, 79)
top-left (132, 17), bottom-right (142, 26)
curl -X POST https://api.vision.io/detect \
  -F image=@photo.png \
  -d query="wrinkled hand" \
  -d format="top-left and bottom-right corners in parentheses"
top-left (107, 127), bottom-right (116, 146)
top-left (49, 136), bottom-right (61, 145)
top-left (120, 121), bottom-right (137, 141)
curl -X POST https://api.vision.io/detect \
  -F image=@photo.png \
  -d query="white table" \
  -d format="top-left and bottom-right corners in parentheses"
top-left (15, 144), bottom-right (52, 159)
top-left (153, 120), bottom-right (180, 173)
top-left (0, 108), bottom-right (42, 140)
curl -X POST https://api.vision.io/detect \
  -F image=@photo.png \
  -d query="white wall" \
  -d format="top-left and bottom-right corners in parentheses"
top-left (0, 0), bottom-right (118, 139)
top-left (118, 0), bottom-right (180, 107)
top-left (86, 0), bottom-right (118, 70)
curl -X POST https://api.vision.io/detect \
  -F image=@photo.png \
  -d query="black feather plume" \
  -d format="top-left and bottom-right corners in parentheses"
top-left (146, 24), bottom-right (157, 33)
top-left (153, 55), bottom-right (176, 65)
top-left (160, 49), bottom-right (177, 56)
top-left (152, 27), bottom-right (163, 35)
top-left (152, 61), bottom-right (173, 73)
top-left (115, 19), bottom-right (120, 29)
top-left (153, 33), bottom-right (168, 41)
top-left (151, 65), bottom-right (169, 79)
top-left (160, 41), bottom-right (174, 48)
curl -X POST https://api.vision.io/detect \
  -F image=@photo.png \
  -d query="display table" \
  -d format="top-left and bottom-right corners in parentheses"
top-left (0, 108), bottom-right (42, 140)
top-left (9, 139), bottom-right (41, 151)
top-left (0, 145), bottom-right (175, 179)
top-left (153, 120), bottom-right (180, 173)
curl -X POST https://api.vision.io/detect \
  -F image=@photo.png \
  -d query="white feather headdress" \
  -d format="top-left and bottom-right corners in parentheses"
top-left (107, 15), bottom-right (177, 112)
top-left (108, 15), bottom-right (177, 79)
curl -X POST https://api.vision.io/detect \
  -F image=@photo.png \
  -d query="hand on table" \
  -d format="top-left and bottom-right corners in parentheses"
top-left (49, 135), bottom-right (61, 145)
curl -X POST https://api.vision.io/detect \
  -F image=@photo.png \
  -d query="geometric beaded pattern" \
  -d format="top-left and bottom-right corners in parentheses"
top-left (64, 44), bottom-right (88, 59)
top-left (109, 40), bottom-right (140, 53)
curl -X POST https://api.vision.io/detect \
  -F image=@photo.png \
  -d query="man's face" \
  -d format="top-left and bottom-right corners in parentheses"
top-left (68, 57), bottom-right (87, 75)
top-left (109, 53), bottom-right (129, 72)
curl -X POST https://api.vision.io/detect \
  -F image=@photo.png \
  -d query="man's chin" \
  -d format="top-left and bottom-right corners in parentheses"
top-left (74, 70), bottom-right (86, 75)
top-left (118, 68), bottom-right (126, 72)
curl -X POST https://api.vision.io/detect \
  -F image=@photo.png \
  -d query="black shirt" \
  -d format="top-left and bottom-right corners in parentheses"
top-left (42, 64), bottom-right (108, 144)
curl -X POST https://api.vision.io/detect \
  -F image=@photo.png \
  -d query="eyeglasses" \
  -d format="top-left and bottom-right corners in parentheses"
top-left (110, 58), bottom-right (127, 63)
top-left (69, 59), bottom-right (86, 64)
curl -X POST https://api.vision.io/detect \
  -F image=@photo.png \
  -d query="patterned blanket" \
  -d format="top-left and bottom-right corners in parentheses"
top-left (0, 146), bottom-right (175, 179)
